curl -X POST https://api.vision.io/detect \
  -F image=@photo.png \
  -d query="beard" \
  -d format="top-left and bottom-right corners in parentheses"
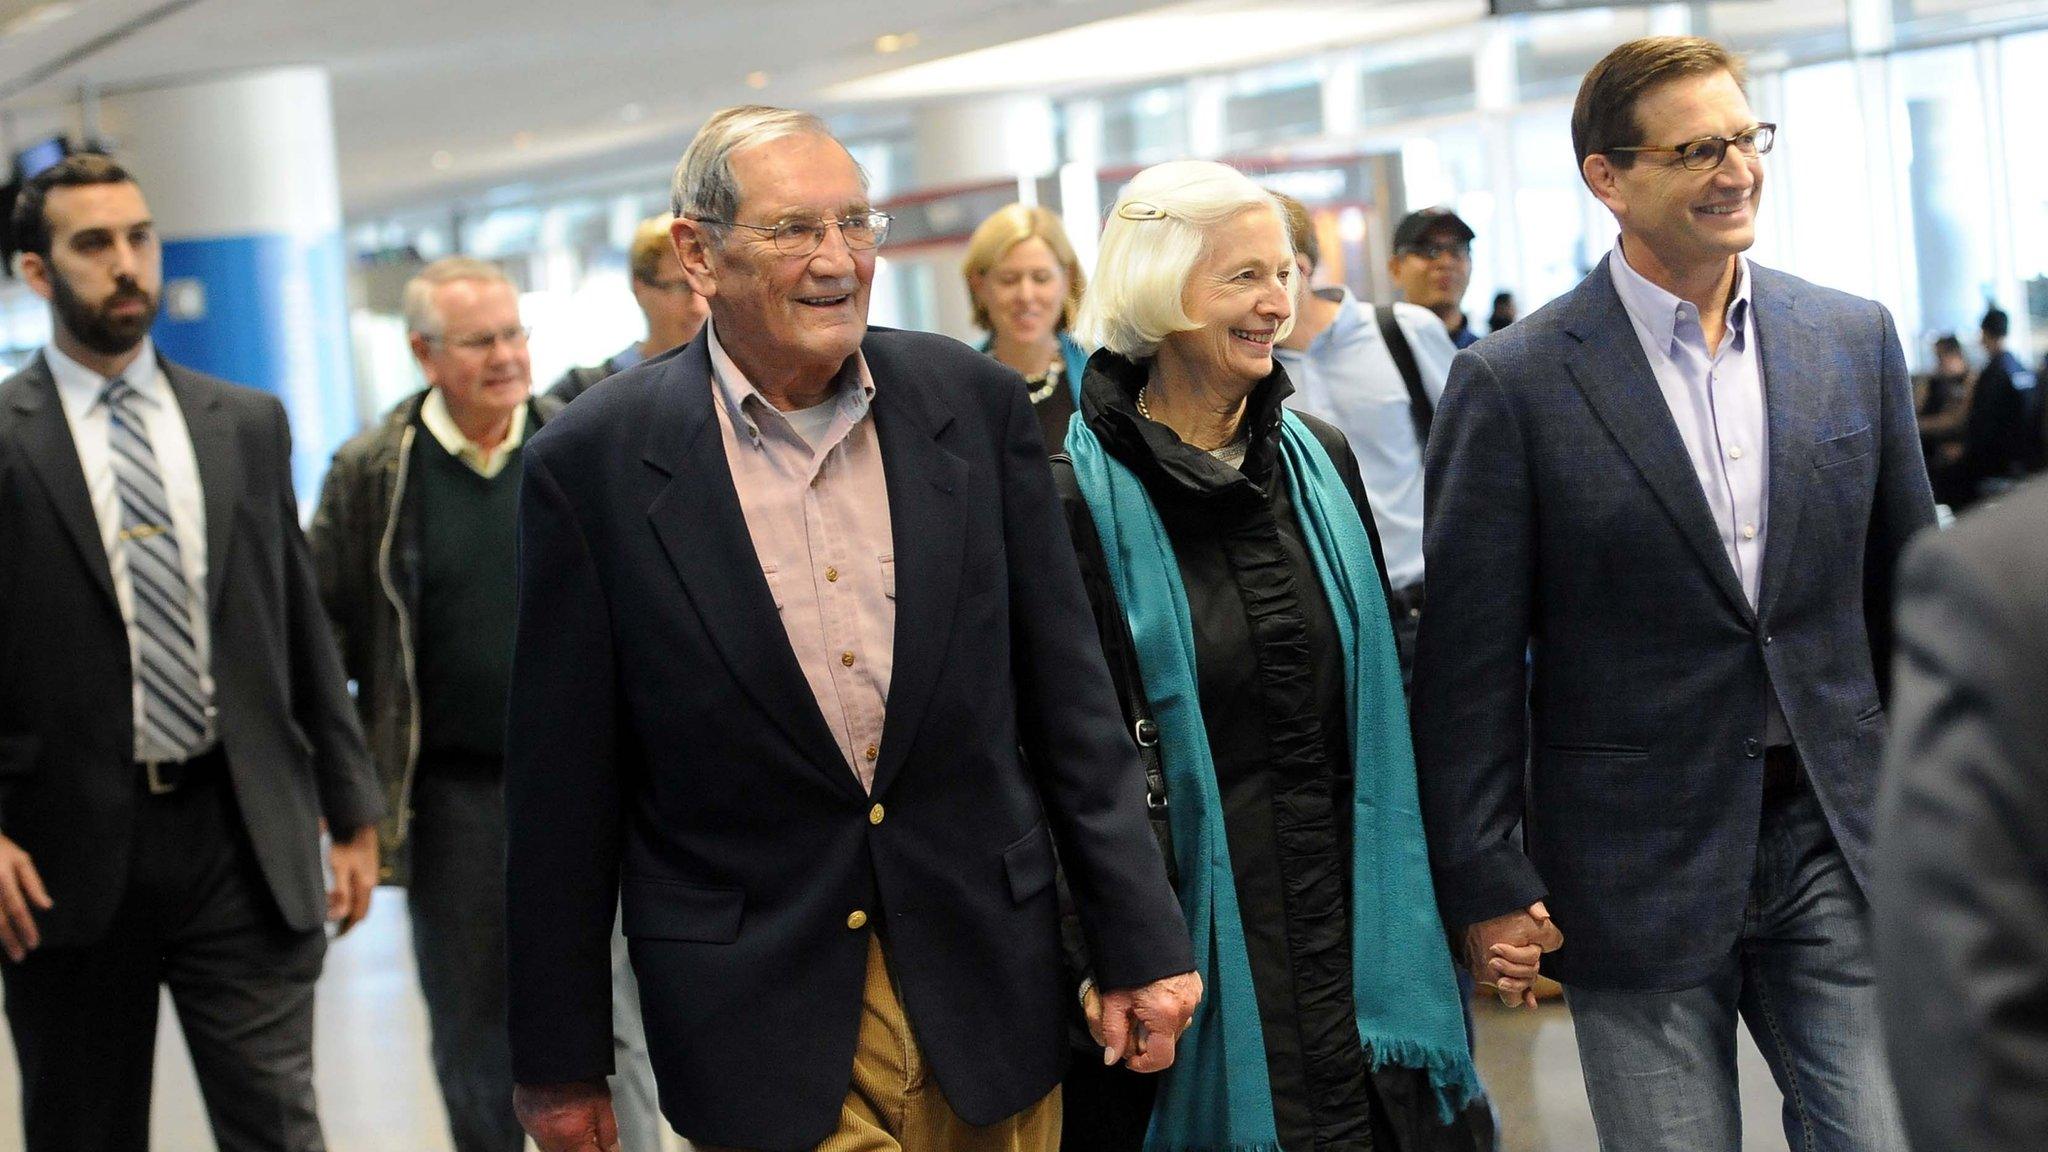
top-left (51, 268), bottom-right (159, 357)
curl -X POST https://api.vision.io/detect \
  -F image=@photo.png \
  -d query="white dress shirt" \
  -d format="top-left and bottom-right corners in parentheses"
top-left (1276, 289), bottom-right (1456, 589)
top-left (48, 338), bottom-right (217, 759)
top-left (1609, 241), bottom-right (1788, 744)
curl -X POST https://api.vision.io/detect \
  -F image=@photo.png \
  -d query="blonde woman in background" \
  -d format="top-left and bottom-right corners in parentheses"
top-left (963, 204), bottom-right (1090, 450)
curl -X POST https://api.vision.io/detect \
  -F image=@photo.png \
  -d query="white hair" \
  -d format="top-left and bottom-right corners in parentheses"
top-left (669, 105), bottom-right (867, 244)
top-left (1074, 160), bottom-right (1294, 359)
top-left (402, 256), bottom-right (513, 337)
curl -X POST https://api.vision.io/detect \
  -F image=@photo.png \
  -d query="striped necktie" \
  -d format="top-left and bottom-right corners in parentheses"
top-left (102, 376), bottom-right (210, 761)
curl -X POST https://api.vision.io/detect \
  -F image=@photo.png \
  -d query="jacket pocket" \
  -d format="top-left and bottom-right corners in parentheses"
top-left (1543, 742), bottom-right (1649, 761)
top-left (1813, 424), bottom-right (1874, 470)
top-left (620, 876), bottom-right (745, 944)
top-left (1003, 822), bottom-right (1055, 905)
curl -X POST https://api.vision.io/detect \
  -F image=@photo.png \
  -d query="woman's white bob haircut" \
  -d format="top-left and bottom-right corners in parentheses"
top-left (1074, 160), bottom-right (1294, 359)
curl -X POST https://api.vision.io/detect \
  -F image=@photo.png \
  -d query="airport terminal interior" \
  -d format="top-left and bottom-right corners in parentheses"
top-left (3, 0), bottom-right (2047, 1148)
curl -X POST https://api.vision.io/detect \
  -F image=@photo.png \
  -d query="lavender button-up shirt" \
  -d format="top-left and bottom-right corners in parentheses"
top-left (1610, 241), bottom-right (1788, 743)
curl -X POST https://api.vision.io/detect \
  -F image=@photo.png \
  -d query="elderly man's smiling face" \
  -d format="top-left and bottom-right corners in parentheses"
top-left (690, 132), bottom-right (874, 392)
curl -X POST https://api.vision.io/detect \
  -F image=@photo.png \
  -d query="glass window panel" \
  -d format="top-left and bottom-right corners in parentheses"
top-left (1702, 0), bottom-right (1852, 63)
top-left (1509, 107), bottom-right (1599, 309)
top-left (463, 206), bottom-right (541, 261)
top-left (1889, 44), bottom-right (1998, 345)
top-left (1894, 0), bottom-right (2048, 46)
top-left (1098, 85), bottom-right (1190, 166)
top-left (1512, 8), bottom-right (1656, 103)
top-left (1759, 62), bottom-right (1881, 304)
top-left (1222, 83), bottom-right (1324, 151)
top-left (1360, 55), bottom-right (1477, 126)
top-left (1999, 29), bottom-right (2048, 349)
top-left (0, 283), bottom-right (53, 371)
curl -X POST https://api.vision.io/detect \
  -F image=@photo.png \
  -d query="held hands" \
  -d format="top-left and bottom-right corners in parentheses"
top-left (324, 823), bottom-right (379, 937)
top-left (0, 832), bottom-right (52, 963)
top-left (1087, 970), bottom-right (1204, 1073)
top-left (1465, 901), bottom-right (1563, 1009)
top-left (515, 1080), bottom-right (620, 1152)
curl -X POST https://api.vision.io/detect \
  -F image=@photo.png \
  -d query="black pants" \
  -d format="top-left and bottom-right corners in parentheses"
top-left (404, 761), bottom-right (523, 1152)
top-left (2, 767), bottom-right (327, 1152)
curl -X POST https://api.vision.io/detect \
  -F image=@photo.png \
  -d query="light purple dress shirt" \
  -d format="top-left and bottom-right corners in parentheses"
top-left (1609, 241), bottom-right (1788, 743)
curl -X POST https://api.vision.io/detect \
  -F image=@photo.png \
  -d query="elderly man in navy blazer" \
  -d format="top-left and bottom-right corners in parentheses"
top-left (1413, 37), bottom-right (1932, 1152)
top-left (504, 105), bottom-right (1200, 1152)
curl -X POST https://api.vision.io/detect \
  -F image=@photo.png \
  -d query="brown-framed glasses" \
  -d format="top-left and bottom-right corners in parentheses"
top-left (1606, 123), bottom-right (1776, 171)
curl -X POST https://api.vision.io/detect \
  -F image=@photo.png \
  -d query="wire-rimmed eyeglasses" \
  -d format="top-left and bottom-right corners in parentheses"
top-left (688, 211), bottom-right (893, 257)
top-left (431, 326), bottom-right (531, 354)
top-left (1605, 123), bottom-right (1776, 171)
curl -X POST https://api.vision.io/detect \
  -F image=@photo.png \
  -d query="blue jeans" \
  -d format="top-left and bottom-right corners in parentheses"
top-left (1564, 786), bottom-right (1907, 1152)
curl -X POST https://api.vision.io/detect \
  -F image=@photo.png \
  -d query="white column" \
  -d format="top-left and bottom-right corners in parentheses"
top-left (911, 95), bottom-right (1058, 186)
top-left (100, 68), bottom-right (352, 506)
top-left (904, 97), bottom-right (1061, 340)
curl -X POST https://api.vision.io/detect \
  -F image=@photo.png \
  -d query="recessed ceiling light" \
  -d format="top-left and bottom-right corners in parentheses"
top-left (745, 71), bottom-right (770, 89)
top-left (431, 151), bottom-right (454, 170)
top-left (619, 103), bottom-right (646, 123)
top-left (874, 31), bottom-right (920, 54)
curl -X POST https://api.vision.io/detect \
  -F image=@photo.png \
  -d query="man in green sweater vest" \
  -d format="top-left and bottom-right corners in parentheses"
top-left (309, 257), bottom-right (662, 1152)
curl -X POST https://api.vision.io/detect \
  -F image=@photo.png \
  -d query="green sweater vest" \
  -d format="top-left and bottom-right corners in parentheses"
top-left (414, 432), bottom-right (522, 762)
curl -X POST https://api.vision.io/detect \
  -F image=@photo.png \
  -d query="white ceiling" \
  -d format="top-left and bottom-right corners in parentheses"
top-left (0, 0), bottom-right (1459, 217)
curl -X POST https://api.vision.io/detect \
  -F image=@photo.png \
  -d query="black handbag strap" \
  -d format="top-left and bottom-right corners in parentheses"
top-left (1376, 303), bottom-right (1434, 448)
top-left (1048, 456), bottom-right (1168, 821)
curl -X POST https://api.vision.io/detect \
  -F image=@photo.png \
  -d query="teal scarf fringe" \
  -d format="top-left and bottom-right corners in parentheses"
top-left (1066, 409), bottom-right (1484, 1151)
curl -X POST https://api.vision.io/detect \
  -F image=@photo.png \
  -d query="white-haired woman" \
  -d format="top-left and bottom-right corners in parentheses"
top-left (1052, 161), bottom-right (1502, 1152)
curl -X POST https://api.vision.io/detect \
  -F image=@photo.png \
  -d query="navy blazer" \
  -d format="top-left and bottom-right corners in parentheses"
top-left (1412, 257), bottom-right (1935, 992)
top-left (503, 327), bottom-right (1192, 1150)
top-left (0, 354), bottom-right (382, 946)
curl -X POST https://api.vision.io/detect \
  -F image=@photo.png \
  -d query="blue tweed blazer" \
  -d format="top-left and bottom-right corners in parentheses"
top-left (1411, 255), bottom-right (1936, 992)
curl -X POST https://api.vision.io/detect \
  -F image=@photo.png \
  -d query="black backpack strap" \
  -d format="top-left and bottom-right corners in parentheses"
top-left (1048, 455), bottom-right (1173, 879)
top-left (1376, 303), bottom-right (1434, 448)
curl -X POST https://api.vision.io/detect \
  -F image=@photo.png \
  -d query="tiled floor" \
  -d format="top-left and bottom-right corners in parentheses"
top-left (0, 892), bottom-right (1787, 1151)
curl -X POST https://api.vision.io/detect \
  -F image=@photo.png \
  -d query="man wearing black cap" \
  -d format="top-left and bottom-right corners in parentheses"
top-left (1390, 207), bottom-right (1479, 349)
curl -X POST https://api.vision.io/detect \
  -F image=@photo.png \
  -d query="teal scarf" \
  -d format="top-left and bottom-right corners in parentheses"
top-left (1066, 409), bottom-right (1483, 1152)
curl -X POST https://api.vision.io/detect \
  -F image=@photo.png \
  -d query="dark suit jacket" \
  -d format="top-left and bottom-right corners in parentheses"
top-left (1877, 480), bottom-right (2048, 1152)
top-left (1413, 256), bottom-right (1936, 991)
top-left (1963, 349), bottom-right (2037, 496)
top-left (0, 352), bottom-right (382, 947)
top-left (504, 326), bottom-right (1193, 1150)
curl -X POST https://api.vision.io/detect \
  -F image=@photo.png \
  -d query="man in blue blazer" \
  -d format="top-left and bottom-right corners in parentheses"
top-left (505, 106), bottom-right (1199, 1152)
top-left (1413, 38), bottom-right (1931, 1152)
